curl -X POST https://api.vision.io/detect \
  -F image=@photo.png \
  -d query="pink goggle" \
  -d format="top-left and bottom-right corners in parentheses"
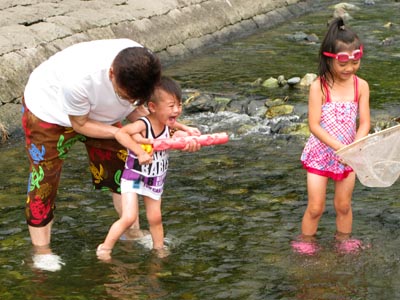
top-left (323, 45), bottom-right (363, 62)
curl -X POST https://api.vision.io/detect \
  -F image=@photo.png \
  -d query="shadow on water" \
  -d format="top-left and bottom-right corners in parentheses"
top-left (1, 0), bottom-right (400, 299)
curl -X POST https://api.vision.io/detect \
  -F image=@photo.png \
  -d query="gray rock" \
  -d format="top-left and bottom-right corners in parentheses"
top-left (287, 77), bottom-right (301, 86)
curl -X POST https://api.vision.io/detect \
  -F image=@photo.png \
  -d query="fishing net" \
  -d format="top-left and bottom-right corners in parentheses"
top-left (336, 124), bottom-right (400, 187)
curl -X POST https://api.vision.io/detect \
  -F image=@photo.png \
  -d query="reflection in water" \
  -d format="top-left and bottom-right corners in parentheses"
top-left (104, 258), bottom-right (168, 300)
top-left (289, 253), bottom-right (369, 300)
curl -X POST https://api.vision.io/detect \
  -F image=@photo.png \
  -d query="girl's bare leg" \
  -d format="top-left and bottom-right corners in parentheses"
top-left (301, 173), bottom-right (328, 236)
top-left (333, 172), bottom-right (356, 235)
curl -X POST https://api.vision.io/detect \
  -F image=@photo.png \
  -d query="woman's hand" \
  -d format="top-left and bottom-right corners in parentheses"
top-left (182, 138), bottom-right (201, 152)
top-left (184, 126), bottom-right (201, 136)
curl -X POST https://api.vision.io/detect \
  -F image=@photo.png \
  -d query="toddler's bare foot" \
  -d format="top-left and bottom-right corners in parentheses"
top-left (154, 246), bottom-right (170, 258)
top-left (96, 244), bottom-right (112, 261)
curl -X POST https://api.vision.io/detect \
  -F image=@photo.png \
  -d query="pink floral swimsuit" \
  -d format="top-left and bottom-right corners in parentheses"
top-left (301, 76), bottom-right (359, 181)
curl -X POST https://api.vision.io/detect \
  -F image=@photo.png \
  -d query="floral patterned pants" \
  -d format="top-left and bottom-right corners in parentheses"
top-left (22, 100), bottom-right (127, 227)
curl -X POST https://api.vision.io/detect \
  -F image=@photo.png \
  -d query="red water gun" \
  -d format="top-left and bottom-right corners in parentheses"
top-left (141, 132), bottom-right (229, 152)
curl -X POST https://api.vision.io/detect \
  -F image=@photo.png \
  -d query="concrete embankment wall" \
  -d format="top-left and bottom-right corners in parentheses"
top-left (0, 0), bottom-right (315, 138)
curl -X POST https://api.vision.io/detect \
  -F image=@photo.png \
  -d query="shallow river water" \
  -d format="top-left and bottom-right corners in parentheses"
top-left (1, 0), bottom-right (400, 299)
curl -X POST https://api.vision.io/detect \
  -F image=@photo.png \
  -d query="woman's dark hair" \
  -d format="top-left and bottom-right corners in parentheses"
top-left (319, 17), bottom-right (362, 86)
top-left (112, 47), bottom-right (161, 104)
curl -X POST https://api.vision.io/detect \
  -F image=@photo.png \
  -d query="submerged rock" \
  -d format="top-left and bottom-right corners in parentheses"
top-left (183, 93), bottom-right (232, 113)
top-left (333, 2), bottom-right (360, 10)
top-left (381, 37), bottom-right (394, 46)
top-left (300, 73), bottom-right (317, 86)
top-left (280, 123), bottom-right (310, 136)
top-left (266, 104), bottom-right (294, 118)
top-left (286, 31), bottom-right (308, 42)
top-left (251, 77), bottom-right (263, 86)
top-left (383, 22), bottom-right (393, 28)
top-left (286, 31), bottom-right (318, 44)
top-left (265, 98), bottom-right (288, 107)
top-left (262, 77), bottom-right (279, 88)
top-left (248, 99), bottom-right (268, 117)
top-left (306, 33), bottom-right (319, 43)
top-left (277, 75), bottom-right (287, 86)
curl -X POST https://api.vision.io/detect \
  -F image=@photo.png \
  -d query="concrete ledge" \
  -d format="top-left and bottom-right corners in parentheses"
top-left (0, 0), bottom-right (317, 138)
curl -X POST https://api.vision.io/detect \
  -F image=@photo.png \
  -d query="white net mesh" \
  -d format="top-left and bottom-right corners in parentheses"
top-left (336, 124), bottom-right (400, 187)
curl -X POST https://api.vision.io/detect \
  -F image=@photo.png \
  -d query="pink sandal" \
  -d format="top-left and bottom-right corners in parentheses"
top-left (291, 240), bottom-right (319, 256)
top-left (336, 238), bottom-right (362, 254)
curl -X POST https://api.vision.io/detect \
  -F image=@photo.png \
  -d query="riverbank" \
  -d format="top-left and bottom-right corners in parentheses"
top-left (0, 0), bottom-right (318, 140)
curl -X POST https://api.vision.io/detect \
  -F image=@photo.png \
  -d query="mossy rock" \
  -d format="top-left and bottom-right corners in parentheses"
top-left (265, 104), bottom-right (294, 118)
top-left (262, 77), bottom-right (279, 88)
top-left (280, 123), bottom-right (310, 136)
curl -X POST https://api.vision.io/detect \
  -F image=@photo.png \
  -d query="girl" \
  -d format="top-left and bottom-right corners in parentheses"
top-left (293, 17), bottom-right (370, 254)
top-left (96, 77), bottom-right (201, 260)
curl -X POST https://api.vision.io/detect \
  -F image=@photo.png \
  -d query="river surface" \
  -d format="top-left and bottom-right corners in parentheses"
top-left (1, 0), bottom-right (400, 299)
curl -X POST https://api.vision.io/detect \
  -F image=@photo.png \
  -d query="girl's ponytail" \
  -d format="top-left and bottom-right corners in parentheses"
top-left (318, 17), bottom-right (361, 86)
